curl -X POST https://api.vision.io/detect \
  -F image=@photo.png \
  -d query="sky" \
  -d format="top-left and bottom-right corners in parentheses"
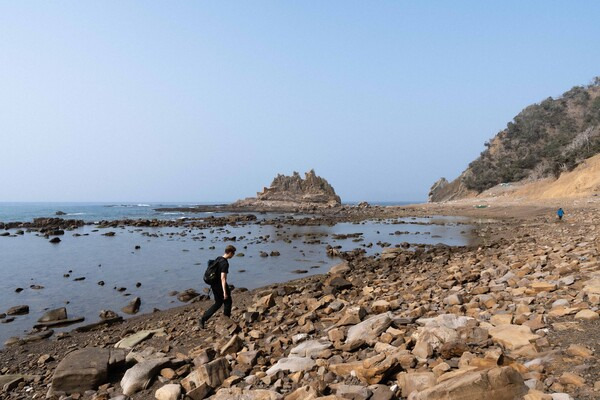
top-left (1, 2), bottom-right (600, 203)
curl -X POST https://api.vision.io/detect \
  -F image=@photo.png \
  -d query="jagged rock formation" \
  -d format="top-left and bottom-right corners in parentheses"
top-left (430, 77), bottom-right (600, 202)
top-left (233, 170), bottom-right (341, 210)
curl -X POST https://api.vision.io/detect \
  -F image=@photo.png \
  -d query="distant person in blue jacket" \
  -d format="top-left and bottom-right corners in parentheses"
top-left (557, 208), bottom-right (564, 220)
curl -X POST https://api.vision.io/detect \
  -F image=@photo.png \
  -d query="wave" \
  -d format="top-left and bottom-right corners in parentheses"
top-left (67, 213), bottom-right (86, 216)
top-left (162, 212), bottom-right (184, 215)
top-left (137, 204), bottom-right (150, 207)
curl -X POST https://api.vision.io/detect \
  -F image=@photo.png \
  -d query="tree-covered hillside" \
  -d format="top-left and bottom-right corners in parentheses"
top-left (463, 78), bottom-right (600, 193)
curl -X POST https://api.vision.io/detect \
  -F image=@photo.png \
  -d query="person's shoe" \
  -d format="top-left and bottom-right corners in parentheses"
top-left (199, 319), bottom-right (205, 329)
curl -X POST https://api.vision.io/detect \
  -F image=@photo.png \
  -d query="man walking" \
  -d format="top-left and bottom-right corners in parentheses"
top-left (200, 245), bottom-right (236, 328)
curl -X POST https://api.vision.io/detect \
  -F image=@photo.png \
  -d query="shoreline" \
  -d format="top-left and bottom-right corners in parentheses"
top-left (1, 199), bottom-right (599, 399)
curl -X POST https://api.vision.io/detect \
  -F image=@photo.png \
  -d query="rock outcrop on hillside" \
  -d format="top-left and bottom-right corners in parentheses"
top-left (428, 178), bottom-right (475, 203)
top-left (233, 170), bottom-right (341, 210)
top-left (430, 77), bottom-right (600, 202)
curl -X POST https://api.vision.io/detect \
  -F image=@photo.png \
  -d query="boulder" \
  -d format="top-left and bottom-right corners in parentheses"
top-left (51, 348), bottom-right (110, 394)
top-left (345, 312), bottom-right (392, 348)
top-left (330, 383), bottom-right (372, 399)
top-left (6, 305), bottom-right (29, 315)
top-left (372, 300), bottom-right (391, 313)
top-left (177, 289), bottom-right (200, 302)
top-left (337, 306), bottom-right (367, 326)
top-left (397, 372), bottom-right (436, 398)
top-left (329, 262), bottom-right (350, 275)
top-left (38, 307), bottom-right (67, 322)
top-left (327, 276), bottom-right (353, 290)
top-left (574, 309), bottom-right (599, 321)
top-left (181, 357), bottom-right (229, 391)
top-left (256, 293), bottom-right (276, 309)
top-left (221, 335), bottom-right (244, 355)
top-left (155, 384), bottom-right (182, 400)
top-left (410, 367), bottom-right (528, 400)
top-left (416, 314), bottom-right (474, 330)
top-left (121, 297), bottom-right (141, 314)
top-left (120, 357), bottom-right (171, 396)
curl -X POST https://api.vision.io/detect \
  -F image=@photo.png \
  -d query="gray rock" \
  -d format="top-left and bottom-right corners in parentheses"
top-left (51, 348), bottom-right (110, 394)
top-left (177, 289), bottom-right (199, 302)
top-left (289, 339), bottom-right (332, 359)
top-left (345, 312), bottom-right (393, 349)
top-left (331, 383), bottom-right (372, 400)
top-left (266, 357), bottom-right (316, 376)
top-left (121, 357), bottom-right (171, 396)
top-left (5, 329), bottom-right (54, 346)
top-left (37, 306), bottom-right (67, 322)
top-left (328, 276), bottom-right (353, 290)
top-left (99, 309), bottom-right (119, 320)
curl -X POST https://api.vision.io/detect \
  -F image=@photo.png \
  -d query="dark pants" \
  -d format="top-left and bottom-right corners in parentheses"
top-left (201, 283), bottom-right (232, 322)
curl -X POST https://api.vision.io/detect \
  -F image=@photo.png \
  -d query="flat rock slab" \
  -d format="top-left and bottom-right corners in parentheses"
top-left (114, 328), bottom-right (165, 349)
top-left (34, 316), bottom-right (85, 329)
top-left (488, 324), bottom-right (540, 351)
top-left (5, 329), bottom-right (54, 346)
top-left (266, 357), bottom-right (316, 376)
top-left (289, 339), bottom-right (332, 359)
top-left (75, 316), bottom-right (123, 332)
top-left (416, 314), bottom-right (474, 330)
top-left (51, 348), bottom-right (110, 394)
top-left (411, 366), bottom-right (528, 400)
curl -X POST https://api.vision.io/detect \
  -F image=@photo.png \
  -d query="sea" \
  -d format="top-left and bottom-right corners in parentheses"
top-left (0, 202), bottom-right (474, 346)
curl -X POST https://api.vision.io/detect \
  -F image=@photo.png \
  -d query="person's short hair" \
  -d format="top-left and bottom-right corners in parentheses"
top-left (225, 245), bottom-right (237, 255)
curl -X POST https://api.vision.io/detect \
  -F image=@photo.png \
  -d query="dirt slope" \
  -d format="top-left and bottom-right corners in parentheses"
top-left (512, 152), bottom-right (600, 199)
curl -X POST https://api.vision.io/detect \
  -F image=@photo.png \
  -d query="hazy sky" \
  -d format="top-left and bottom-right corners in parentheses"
top-left (2, 2), bottom-right (599, 202)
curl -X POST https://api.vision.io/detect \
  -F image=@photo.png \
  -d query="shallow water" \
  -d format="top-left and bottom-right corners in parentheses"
top-left (0, 215), bottom-right (474, 346)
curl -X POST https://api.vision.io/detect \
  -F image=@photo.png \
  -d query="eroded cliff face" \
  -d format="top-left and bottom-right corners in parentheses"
top-left (428, 177), bottom-right (475, 203)
top-left (233, 170), bottom-right (341, 210)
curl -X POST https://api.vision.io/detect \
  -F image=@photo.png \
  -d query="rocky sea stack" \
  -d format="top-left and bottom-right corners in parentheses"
top-left (233, 170), bottom-right (341, 211)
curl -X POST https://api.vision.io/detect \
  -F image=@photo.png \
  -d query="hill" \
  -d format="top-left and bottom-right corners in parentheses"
top-left (430, 78), bottom-right (600, 202)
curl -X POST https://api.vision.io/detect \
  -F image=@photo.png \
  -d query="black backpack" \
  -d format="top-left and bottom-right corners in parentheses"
top-left (203, 258), bottom-right (220, 284)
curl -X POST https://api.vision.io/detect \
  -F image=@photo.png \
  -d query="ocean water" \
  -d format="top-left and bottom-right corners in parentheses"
top-left (0, 201), bottom-right (420, 223)
top-left (0, 202), bottom-right (223, 223)
top-left (0, 202), bottom-right (468, 347)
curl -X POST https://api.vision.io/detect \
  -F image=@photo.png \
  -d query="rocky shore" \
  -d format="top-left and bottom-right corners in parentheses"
top-left (1, 200), bottom-right (599, 399)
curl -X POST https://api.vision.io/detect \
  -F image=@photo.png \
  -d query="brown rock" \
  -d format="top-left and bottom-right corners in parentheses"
top-left (411, 367), bottom-right (527, 400)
